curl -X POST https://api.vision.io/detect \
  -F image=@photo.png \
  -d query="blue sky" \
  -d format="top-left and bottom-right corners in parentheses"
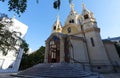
top-left (0, 0), bottom-right (120, 51)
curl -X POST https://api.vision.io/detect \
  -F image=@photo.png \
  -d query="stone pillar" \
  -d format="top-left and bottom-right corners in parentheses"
top-left (60, 38), bottom-right (65, 62)
top-left (44, 41), bottom-right (49, 63)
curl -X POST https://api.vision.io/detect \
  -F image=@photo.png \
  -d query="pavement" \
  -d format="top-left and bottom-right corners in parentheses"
top-left (102, 73), bottom-right (120, 78)
top-left (0, 73), bottom-right (17, 78)
top-left (0, 73), bottom-right (120, 78)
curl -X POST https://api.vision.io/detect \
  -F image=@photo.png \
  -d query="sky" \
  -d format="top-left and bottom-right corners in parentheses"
top-left (0, 0), bottom-right (120, 51)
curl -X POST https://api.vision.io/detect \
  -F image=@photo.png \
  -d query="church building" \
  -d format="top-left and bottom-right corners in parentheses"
top-left (44, 2), bottom-right (120, 72)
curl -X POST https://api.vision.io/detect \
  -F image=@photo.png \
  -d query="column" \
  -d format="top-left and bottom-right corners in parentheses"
top-left (44, 41), bottom-right (49, 63)
top-left (60, 38), bottom-right (65, 62)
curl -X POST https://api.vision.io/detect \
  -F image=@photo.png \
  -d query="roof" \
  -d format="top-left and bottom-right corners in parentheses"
top-left (103, 36), bottom-right (120, 41)
top-left (107, 37), bottom-right (120, 41)
top-left (102, 36), bottom-right (120, 44)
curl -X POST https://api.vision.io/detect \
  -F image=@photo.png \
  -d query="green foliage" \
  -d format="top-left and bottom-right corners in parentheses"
top-left (8, 0), bottom-right (27, 15)
top-left (20, 39), bottom-right (29, 54)
top-left (0, 0), bottom-right (27, 16)
top-left (0, 14), bottom-right (28, 55)
top-left (0, 22), bottom-right (23, 55)
top-left (0, 0), bottom-right (63, 16)
top-left (19, 46), bottom-right (45, 70)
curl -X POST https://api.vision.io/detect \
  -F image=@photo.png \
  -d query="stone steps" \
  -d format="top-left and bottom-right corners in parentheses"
top-left (18, 63), bottom-right (102, 78)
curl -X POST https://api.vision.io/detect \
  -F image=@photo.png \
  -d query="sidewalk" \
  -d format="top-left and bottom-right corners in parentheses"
top-left (0, 72), bottom-right (120, 78)
top-left (0, 73), bottom-right (18, 78)
top-left (102, 73), bottom-right (120, 78)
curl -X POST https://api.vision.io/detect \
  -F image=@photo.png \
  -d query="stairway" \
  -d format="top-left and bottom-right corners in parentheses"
top-left (17, 63), bottom-right (102, 78)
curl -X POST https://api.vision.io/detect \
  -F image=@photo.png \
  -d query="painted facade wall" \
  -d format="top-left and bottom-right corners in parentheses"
top-left (104, 42), bottom-right (120, 65)
top-left (70, 38), bottom-right (88, 63)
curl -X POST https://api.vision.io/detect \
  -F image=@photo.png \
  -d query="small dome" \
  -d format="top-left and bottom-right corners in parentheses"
top-left (81, 3), bottom-right (95, 20)
top-left (65, 3), bottom-right (80, 26)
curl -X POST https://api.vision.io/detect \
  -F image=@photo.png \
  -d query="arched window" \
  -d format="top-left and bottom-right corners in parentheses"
top-left (53, 26), bottom-right (56, 30)
top-left (84, 14), bottom-right (89, 19)
top-left (67, 27), bottom-right (71, 33)
top-left (71, 19), bottom-right (74, 23)
top-left (69, 19), bottom-right (74, 23)
top-left (53, 36), bottom-right (59, 41)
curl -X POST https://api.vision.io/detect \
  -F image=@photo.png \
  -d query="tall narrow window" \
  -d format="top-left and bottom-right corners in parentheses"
top-left (71, 19), bottom-right (74, 23)
top-left (90, 37), bottom-right (95, 47)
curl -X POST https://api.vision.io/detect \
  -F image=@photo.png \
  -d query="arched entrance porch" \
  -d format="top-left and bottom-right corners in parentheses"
top-left (48, 36), bottom-right (60, 63)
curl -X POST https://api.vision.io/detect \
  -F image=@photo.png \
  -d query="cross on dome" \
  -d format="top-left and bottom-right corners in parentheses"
top-left (69, 0), bottom-right (74, 11)
top-left (70, 3), bottom-right (74, 11)
top-left (56, 14), bottom-right (60, 26)
top-left (82, 1), bottom-right (86, 10)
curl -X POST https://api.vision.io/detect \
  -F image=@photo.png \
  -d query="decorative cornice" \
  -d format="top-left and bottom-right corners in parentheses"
top-left (68, 35), bottom-right (85, 42)
top-left (84, 27), bottom-right (100, 33)
top-left (73, 31), bottom-right (84, 35)
top-left (82, 19), bottom-right (96, 25)
top-left (63, 23), bottom-right (79, 28)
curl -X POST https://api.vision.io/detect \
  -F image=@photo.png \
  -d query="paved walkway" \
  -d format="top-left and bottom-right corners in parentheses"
top-left (0, 73), bottom-right (120, 78)
top-left (0, 74), bottom-right (16, 78)
top-left (102, 73), bottom-right (120, 78)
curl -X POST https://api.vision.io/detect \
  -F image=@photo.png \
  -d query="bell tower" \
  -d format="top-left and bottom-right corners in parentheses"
top-left (52, 15), bottom-right (62, 33)
top-left (81, 3), bottom-right (111, 70)
top-left (62, 1), bottom-right (81, 35)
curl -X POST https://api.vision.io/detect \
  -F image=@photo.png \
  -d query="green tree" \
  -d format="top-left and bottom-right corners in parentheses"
top-left (18, 39), bottom-right (29, 70)
top-left (0, 13), bottom-right (29, 56)
top-left (0, 0), bottom-right (64, 16)
top-left (20, 39), bottom-right (29, 54)
top-left (0, 16), bottom-right (24, 55)
top-left (19, 46), bottom-right (45, 70)
top-left (0, 0), bottom-right (27, 16)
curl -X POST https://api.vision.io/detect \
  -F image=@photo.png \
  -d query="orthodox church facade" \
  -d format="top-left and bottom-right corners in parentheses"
top-left (44, 3), bottom-right (120, 72)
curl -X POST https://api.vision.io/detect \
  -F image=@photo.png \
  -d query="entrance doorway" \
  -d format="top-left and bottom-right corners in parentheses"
top-left (48, 36), bottom-right (60, 63)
